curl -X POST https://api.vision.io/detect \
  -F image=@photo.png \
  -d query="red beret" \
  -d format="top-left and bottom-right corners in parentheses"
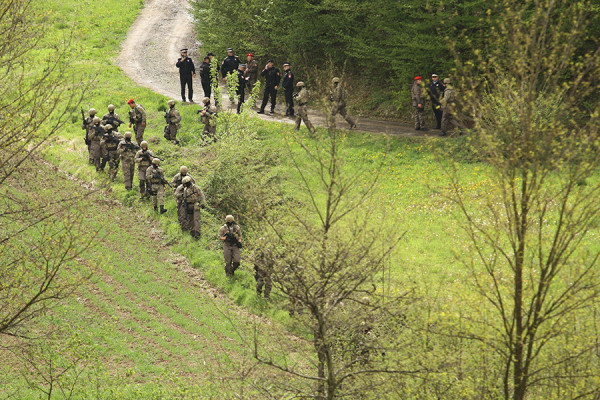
top-left (414, 76), bottom-right (422, 80)
top-left (127, 99), bottom-right (135, 104)
top-left (247, 53), bottom-right (253, 57)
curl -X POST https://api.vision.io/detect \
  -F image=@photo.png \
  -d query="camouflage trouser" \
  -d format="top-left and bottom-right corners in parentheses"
top-left (134, 122), bottom-right (145, 145)
top-left (90, 141), bottom-right (103, 172)
top-left (138, 166), bottom-right (149, 197)
top-left (441, 110), bottom-right (456, 133)
top-left (254, 267), bottom-right (272, 298)
top-left (106, 150), bottom-right (120, 181)
top-left (415, 106), bottom-right (425, 129)
top-left (329, 102), bottom-right (356, 128)
top-left (294, 105), bottom-right (315, 133)
top-left (149, 184), bottom-right (164, 207)
top-left (164, 123), bottom-right (178, 142)
top-left (186, 202), bottom-right (201, 238)
top-left (177, 201), bottom-right (189, 231)
top-left (87, 143), bottom-right (93, 164)
top-left (223, 242), bottom-right (241, 277)
top-left (121, 159), bottom-right (135, 189)
top-left (202, 124), bottom-right (216, 140)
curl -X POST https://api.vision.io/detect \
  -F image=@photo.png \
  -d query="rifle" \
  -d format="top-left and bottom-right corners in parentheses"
top-left (164, 109), bottom-right (171, 124)
top-left (82, 108), bottom-right (91, 145)
top-left (121, 141), bottom-right (139, 151)
top-left (102, 133), bottom-right (121, 145)
top-left (140, 152), bottom-right (163, 163)
top-left (104, 114), bottom-right (125, 127)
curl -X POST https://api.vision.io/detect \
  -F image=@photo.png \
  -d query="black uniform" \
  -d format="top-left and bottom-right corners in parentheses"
top-left (199, 60), bottom-right (212, 101)
top-left (176, 56), bottom-right (196, 102)
top-left (259, 67), bottom-right (281, 113)
top-left (221, 55), bottom-right (241, 79)
top-left (236, 70), bottom-right (247, 114)
top-left (282, 69), bottom-right (294, 116)
top-left (429, 80), bottom-right (444, 129)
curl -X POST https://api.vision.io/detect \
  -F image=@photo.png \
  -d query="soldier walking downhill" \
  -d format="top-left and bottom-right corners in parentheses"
top-left (218, 215), bottom-right (242, 277)
top-left (199, 97), bottom-right (217, 141)
top-left (411, 76), bottom-right (427, 131)
top-left (127, 99), bottom-right (146, 145)
top-left (101, 104), bottom-right (124, 131)
top-left (117, 131), bottom-right (140, 190)
top-left (146, 158), bottom-right (169, 214)
top-left (294, 82), bottom-right (316, 134)
top-left (328, 77), bottom-right (356, 129)
top-left (164, 100), bottom-right (181, 144)
top-left (88, 116), bottom-right (104, 172)
top-left (180, 176), bottom-right (206, 239)
top-left (82, 108), bottom-right (97, 164)
top-left (172, 166), bottom-right (195, 231)
top-left (100, 124), bottom-right (123, 181)
top-left (134, 141), bottom-right (154, 199)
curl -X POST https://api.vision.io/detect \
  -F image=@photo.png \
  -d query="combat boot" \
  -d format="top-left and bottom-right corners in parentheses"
top-left (139, 180), bottom-right (146, 199)
top-left (160, 205), bottom-right (167, 214)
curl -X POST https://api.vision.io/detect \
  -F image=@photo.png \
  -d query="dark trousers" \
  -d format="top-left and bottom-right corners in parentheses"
top-left (202, 81), bottom-right (211, 102)
top-left (180, 74), bottom-right (193, 102)
top-left (284, 88), bottom-right (294, 116)
top-left (237, 88), bottom-right (245, 114)
top-left (432, 104), bottom-right (442, 129)
top-left (260, 86), bottom-right (277, 112)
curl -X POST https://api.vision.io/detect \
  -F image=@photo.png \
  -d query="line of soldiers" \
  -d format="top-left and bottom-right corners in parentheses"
top-left (411, 74), bottom-right (457, 136)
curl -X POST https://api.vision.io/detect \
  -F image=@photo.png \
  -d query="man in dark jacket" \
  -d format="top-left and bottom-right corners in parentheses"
top-left (236, 64), bottom-right (248, 114)
top-left (176, 49), bottom-right (196, 103)
top-left (428, 74), bottom-right (444, 130)
top-left (258, 60), bottom-right (281, 114)
top-left (199, 56), bottom-right (212, 103)
top-left (221, 48), bottom-right (241, 81)
top-left (282, 62), bottom-right (294, 117)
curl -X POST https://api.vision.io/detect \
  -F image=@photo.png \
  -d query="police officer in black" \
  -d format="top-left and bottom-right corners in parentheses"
top-left (236, 64), bottom-right (248, 114)
top-left (176, 49), bottom-right (196, 103)
top-left (258, 60), bottom-right (281, 114)
top-left (221, 48), bottom-right (241, 81)
top-left (199, 56), bottom-right (212, 102)
top-left (428, 73), bottom-right (444, 130)
top-left (282, 62), bottom-right (294, 117)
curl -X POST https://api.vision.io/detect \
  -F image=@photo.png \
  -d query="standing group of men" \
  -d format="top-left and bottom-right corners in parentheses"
top-left (411, 74), bottom-right (457, 136)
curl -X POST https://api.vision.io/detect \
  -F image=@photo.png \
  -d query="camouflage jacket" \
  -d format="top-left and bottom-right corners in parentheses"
top-left (440, 85), bottom-right (456, 112)
top-left (218, 223), bottom-right (242, 242)
top-left (330, 83), bottom-right (348, 104)
top-left (101, 112), bottom-right (122, 128)
top-left (146, 165), bottom-right (166, 186)
top-left (171, 172), bottom-right (195, 188)
top-left (101, 131), bottom-right (123, 152)
top-left (201, 105), bottom-right (217, 126)
top-left (129, 104), bottom-right (146, 123)
top-left (295, 87), bottom-right (310, 105)
top-left (135, 149), bottom-right (155, 168)
top-left (117, 139), bottom-right (140, 161)
top-left (245, 60), bottom-right (258, 83)
top-left (89, 124), bottom-right (104, 142)
top-left (182, 184), bottom-right (206, 205)
top-left (411, 81), bottom-right (425, 107)
top-left (166, 107), bottom-right (181, 125)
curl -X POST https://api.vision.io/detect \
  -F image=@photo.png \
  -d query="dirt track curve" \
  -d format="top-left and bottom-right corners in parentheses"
top-left (116, 0), bottom-right (424, 136)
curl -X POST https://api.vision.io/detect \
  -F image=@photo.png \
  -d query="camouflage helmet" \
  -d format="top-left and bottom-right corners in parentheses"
top-left (152, 158), bottom-right (160, 165)
top-left (182, 176), bottom-right (192, 184)
top-left (93, 116), bottom-right (101, 123)
top-left (168, 99), bottom-right (176, 106)
top-left (225, 215), bottom-right (234, 223)
top-left (180, 165), bottom-right (188, 174)
top-left (103, 124), bottom-right (112, 130)
top-left (89, 108), bottom-right (97, 115)
top-left (124, 131), bottom-right (132, 138)
top-left (107, 104), bottom-right (115, 111)
top-left (202, 97), bottom-right (210, 104)
top-left (332, 77), bottom-right (340, 84)
top-left (443, 77), bottom-right (451, 84)
top-left (296, 81), bottom-right (304, 87)
top-left (140, 140), bottom-right (148, 149)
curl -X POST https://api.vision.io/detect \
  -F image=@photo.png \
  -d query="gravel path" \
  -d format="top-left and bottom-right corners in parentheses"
top-left (116, 0), bottom-right (425, 136)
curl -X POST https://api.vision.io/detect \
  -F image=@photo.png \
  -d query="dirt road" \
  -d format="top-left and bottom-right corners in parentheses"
top-left (116, 0), bottom-right (424, 136)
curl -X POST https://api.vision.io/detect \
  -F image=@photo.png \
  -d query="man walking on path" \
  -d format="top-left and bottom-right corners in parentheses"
top-left (176, 48), bottom-right (196, 103)
top-left (218, 215), bottom-right (242, 278)
top-left (294, 82), bottom-right (316, 134)
top-left (328, 77), bottom-right (356, 129)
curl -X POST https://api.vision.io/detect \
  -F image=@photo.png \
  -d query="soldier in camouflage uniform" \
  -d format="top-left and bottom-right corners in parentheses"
top-left (199, 97), bottom-right (217, 141)
top-left (172, 166), bottom-right (195, 231)
top-left (164, 100), bottom-right (181, 144)
top-left (245, 53), bottom-right (258, 99)
top-left (293, 82), bottom-right (316, 134)
top-left (440, 77), bottom-right (457, 137)
top-left (146, 158), bottom-right (169, 214)
top-left (328, 77), bottom-right (356, 129)
top-left (82, 108), bottom-right (97, 164)
top-left (134, 141), bottom-right (154, 199)
top-left (218, 215), bottom-right (242, 277)
top-left (101, 104), bottom-right (123, 131)
top-left (118, 132), bottom-right (140, 190)
top-left (88, 116), bottom-right (105, 172)
top-left (127, 99), bottom-right (146, 145)
top-left (252, 237), bottom-right (272, 299)
top-left (178, 176), bottom-right (206, 238)
top-left (100, 124), bottom-right (124, 181)
top-left (411, 76), bottom-right (427, 131)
